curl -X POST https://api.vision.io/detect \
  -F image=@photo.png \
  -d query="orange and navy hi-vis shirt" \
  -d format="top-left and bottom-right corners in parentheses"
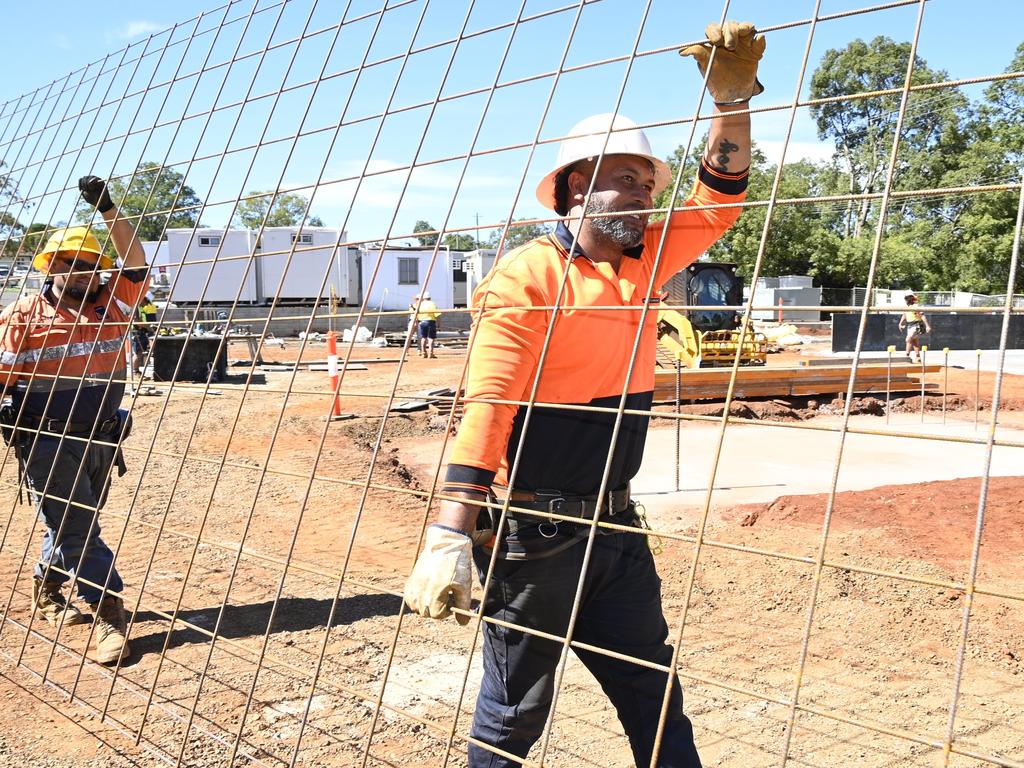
top-left (443, 161), bottom-right (747, 498)
top-left (0, 267), bottom-right (150, 425)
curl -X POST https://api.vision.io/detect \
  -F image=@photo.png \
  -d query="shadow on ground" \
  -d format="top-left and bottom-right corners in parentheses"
top-left (127, 593), bottom-right (402, 659)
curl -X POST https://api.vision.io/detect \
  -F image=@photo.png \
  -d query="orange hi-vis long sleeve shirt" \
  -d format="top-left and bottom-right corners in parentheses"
top-left (443, 161), bottom-right (747, 498)
top-left (0, 267), bottom-right (150, 425)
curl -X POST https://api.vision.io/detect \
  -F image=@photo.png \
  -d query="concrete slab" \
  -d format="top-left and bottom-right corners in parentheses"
top-left (942, 349), bottom-right (1024, 376)
top-left (634, 413), bottom-right (1024, 517)
top-left (814, 349), bottom-right (1024, 375)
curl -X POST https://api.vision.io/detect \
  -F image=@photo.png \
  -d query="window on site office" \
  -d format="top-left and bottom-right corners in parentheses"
top-left (198, 235), bottom-right (221, 247)
top-left (398, 257), bottom-right (419, 285)
top-left (291, 233), bottom-right (313, 244)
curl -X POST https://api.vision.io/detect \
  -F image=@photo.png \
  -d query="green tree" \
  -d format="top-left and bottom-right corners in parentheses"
top-left (809, 36), bottom-right (967, 239)
top-left (0, 161), bottom-right (30, 259)
top-left (16, 222), bottom-right (51, 261)
top-left (409, 221), bottom-right (477, 250)
top-left (983, 41), bottom-right (1024, 164)
top-left (0, 213), bottom-right (22, 259)
top-left (487, 218), bottom-right (551, 251)
top-left (234, 190), bottom-right (324, 229)
top-left (443, 233), bottom-right (476, 251)
top-left (412, 219), bottom-right (438, 246)
top-left (76, 161), bottom-right (204, 242)
top-left (882, 41), bottom-right (1024, 294)
top-left (653, 140), bottom-right (845, 285)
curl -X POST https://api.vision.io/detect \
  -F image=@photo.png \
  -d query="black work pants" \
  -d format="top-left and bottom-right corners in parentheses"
top-left (469, 527), bottom-right (701, 767)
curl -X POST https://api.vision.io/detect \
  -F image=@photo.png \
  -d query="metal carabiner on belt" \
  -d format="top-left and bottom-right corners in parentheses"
top-left (538, 520), bottom-right (560, 538)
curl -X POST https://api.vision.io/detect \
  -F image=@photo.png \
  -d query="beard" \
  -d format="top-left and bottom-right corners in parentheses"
top-left (584, 196), bottom-right (646, 249)
top-left (64, 283), bottom-right (102, 303)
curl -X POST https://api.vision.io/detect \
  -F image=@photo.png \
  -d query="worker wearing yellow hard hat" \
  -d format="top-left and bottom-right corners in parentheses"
top-left (32, 226), bottom-right (115, 275)
top-left (0, 174), bottom-right (149, 668)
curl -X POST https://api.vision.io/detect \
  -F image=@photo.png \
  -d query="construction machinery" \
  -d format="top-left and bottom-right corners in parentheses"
top-left (657, 262), bottom-right (766, 368)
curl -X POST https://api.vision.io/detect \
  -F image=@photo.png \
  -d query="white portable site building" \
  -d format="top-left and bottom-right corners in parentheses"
top-left (163, 228), bottom-right (259, 304)
top-left (462, 248), bottom-right (498, 302)
top-left (256, 227), bottom-right (355, 303)
top-left (142, 240), bottom-right (170, 293)
top-left (745, 275), bottom-right (822, 322)
top-left (156, 227), bottom-right (355, 305)
top-left (359, 245), bottom-right (455, 311)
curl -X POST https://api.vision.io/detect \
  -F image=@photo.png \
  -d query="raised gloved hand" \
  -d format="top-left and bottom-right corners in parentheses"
top-left (79, 175), bottom-right (115, 213)
top-left (404, 524), bottom-right (473, 625)
top-left (679, 21), bottom-right (766, 105)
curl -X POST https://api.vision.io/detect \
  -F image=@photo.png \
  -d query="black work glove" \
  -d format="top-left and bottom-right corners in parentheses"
top-left (79, 175), bottom-right (115, 213)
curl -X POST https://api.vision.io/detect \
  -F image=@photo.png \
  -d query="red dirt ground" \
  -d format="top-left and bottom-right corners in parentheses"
top-left (0, 340), bottom-right (1020, 767)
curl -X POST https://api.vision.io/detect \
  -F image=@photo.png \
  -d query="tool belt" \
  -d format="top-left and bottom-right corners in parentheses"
top-left (19, 413), bottom-right (121, 436)
top-left (482, 485), bottom-right (636, 561)
top-left (497, 484), bottom-right (633, 523)
top-left (0, 402), bottom-right (16, 447)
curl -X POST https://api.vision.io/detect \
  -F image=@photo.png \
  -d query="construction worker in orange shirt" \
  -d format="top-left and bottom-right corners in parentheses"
top-left (405, 21), bottom-right (764, 767)
top-left (0, 175), bottom-right (149, 665)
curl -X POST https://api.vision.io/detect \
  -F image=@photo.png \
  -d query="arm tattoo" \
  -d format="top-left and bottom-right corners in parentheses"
top-left (713, 139), bottom-right (739, 171)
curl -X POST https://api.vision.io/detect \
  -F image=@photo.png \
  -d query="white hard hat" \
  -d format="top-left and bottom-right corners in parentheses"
top-left (422, 291), bottom-right (431, 300)
top-left (535, 113), bottom-right (672, 212)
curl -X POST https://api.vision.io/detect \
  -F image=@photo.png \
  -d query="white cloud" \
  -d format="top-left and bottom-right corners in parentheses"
top-left (284, 158), bottom-right (512, 212)
top-left (111, 20), bottom-right (165, 41)
top-left (272, 160), bottom-right (518, 242)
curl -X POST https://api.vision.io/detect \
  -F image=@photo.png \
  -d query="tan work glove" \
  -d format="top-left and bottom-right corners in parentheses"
top-left (404, 524), bottom-right (473, 625)
top-left (679, 21), bottom-right (766, 105)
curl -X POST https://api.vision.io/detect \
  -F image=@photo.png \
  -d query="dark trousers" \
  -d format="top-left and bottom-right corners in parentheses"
top-left (24, 435), bottom-right (123, 605)
top-left (469, 529), bottom-right (701, 768)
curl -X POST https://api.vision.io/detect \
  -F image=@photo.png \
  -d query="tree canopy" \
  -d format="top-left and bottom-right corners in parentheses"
top-left (410, 220), bottom-right (479, 251)
top-left (75, 161), bottom-right (204, 242)
top-left (234, 190), bottom-right (324, 230)
top-left (487, 218), bottom-right (552, 252)
top-left (412, 220), bottom-right (438, 246)
top-left (653, 36), bottom-right (1023, 295)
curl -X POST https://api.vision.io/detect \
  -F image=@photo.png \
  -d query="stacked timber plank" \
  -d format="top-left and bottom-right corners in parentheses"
top-left (653, 363), bottom-right (940, 402)
top-left (430, 387), bottom-right (465, 419)
top-left (390, 387), bottom-right (465, 416)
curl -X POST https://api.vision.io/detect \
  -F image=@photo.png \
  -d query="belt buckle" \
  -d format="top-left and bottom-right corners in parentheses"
top-left (546, 496), bottom-right (566, 515)
top-left (535, 491), bottom-right (565, 537)
top-left (605, 490), bottom-right (619, 517)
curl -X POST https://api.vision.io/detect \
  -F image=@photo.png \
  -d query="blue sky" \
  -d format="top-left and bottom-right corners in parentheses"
top-left (0, 0), bottom-right (1021, 246)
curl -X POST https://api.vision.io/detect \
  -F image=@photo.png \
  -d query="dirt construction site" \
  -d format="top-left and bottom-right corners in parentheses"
top-left (0, 331), bottom-right (1021, 768)
top-left (2, 1), bottom-right (1024, 766)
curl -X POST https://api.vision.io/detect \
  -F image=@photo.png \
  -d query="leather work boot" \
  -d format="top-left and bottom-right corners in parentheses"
top-left (89, 596), bottom-right (131, 665)
top-left (32, 579), bottom-right (86, 628)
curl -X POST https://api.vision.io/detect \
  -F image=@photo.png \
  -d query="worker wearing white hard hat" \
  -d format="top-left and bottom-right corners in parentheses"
top-left (406, 20), bottom-right (765, 768)
top-left (534, 112), bottom-right (674, 214)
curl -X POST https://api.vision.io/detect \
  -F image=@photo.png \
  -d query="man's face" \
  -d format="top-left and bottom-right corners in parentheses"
top-left (571, 154), bottom-right (656, 250)
top-left (50, 252), bottom-right (102, 302)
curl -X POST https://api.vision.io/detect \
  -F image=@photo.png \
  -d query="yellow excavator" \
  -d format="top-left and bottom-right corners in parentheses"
top-left (657, 262), bottom-right (766, 369)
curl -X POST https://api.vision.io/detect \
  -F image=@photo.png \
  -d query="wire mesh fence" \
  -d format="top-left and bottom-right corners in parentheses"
top-left (0, 1), bottom-right (1021, 766)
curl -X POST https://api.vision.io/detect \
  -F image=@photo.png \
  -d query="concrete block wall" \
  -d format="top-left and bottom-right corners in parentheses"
top-left (155, 304), bottom-right (475, 337)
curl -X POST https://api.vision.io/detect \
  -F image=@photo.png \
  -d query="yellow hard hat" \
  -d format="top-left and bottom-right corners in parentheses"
top-left (33, 226), bottom-right (115, 274)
